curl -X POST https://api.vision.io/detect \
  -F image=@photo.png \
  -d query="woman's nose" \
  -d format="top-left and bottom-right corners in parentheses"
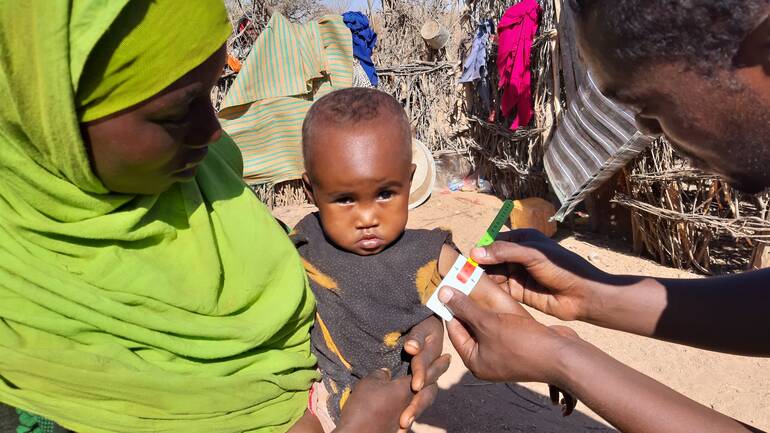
top-left (189, 99), bottom-right (223, 146)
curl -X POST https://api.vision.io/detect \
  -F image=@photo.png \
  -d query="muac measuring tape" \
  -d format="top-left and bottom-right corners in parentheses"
top-left (426, 200), bottom-right (514, 321)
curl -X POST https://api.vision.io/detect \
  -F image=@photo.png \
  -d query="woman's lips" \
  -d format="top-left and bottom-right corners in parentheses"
top-left (172, 146), bottom-right (209, 177)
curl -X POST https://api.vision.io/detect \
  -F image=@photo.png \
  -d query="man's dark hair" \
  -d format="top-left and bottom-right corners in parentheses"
top-left (302, 88), bottom-right (411, 168)
top-left (571, 0), bottom-right (769, 73)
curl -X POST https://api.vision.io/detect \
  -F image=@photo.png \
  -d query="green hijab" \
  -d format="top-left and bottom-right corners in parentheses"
top-left (0, 2), bottom-right (317, 432)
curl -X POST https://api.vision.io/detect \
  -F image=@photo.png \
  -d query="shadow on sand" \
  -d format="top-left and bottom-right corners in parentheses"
top-left (416, 372), bottom-right (618, 433)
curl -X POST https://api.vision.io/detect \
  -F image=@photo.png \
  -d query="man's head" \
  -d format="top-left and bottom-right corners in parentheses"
top-left (572, 0), bottom-right (770, 193)
top-left (302, 88), bottom-right (414, 256)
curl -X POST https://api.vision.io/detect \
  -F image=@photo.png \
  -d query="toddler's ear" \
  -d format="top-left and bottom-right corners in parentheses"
top-left (302, 173), bottom-right (316, 205)
top-left (409, 163), bottom-right (417, 184)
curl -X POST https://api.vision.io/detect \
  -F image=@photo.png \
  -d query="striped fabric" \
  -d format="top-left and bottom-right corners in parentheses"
top-left (544, 6), bottom-right (653, 221)
top-left (219, 14), bottom-right (353, 185)
top-left (545, 73), bottom-right (653, 221)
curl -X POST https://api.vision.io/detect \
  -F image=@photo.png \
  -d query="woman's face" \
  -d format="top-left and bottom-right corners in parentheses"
top-left (81, 46), bottom-right (226, 195)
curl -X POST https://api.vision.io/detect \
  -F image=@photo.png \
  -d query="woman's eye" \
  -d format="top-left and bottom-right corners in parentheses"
top-left (160, 115), bottom-right (189, 126)
top-left (154, 108), bottom-right (191, 126)
top-left (378, 191), bottom-right (393, 200)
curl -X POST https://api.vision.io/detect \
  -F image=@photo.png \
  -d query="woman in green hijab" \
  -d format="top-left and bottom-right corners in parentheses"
top-left (0, 1), bottom-right (446, 432)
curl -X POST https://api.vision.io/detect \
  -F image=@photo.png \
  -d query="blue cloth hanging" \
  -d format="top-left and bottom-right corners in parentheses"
top-left (459, 19), bottom-right (495, 83)
top-left (460, 19), bottom-right (496, 114)
top-left (342, 11), bottom-right (378, 86)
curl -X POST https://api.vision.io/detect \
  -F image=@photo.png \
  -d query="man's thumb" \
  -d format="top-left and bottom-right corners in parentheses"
top-left (439, 287), bottom-right (482, 327)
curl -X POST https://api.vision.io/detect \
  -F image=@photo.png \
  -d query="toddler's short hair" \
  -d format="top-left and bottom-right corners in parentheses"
top-left (302, 88), bottom-right (411, 168)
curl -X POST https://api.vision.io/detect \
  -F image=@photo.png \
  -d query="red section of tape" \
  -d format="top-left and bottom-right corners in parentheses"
top-left (457, 261), bottom-right (476, 284)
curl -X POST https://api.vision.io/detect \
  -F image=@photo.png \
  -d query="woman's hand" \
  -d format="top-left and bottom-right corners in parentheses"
top-left (336, 314), bottom-right (449, 433)
top-left (401, 315), bottom-right (450, 431)
top-left (473, 229), bottom-right (614, 322)
top-left (335, 368), bottom-right (415, 433)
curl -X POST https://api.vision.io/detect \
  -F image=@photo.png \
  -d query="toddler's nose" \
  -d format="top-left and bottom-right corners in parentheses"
top-left (356, 207), bottom-right (379, 229)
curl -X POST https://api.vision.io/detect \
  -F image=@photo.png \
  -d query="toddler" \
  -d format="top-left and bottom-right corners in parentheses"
top-left (291, 88), bottom-right (523, 431)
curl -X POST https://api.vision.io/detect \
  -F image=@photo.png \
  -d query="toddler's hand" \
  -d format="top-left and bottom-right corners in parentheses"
top-left (402, 315), bottom-right (450, 431)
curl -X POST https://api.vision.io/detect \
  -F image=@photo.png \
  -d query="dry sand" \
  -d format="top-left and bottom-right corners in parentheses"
top-left (274, 191), bottom-right (770, 433)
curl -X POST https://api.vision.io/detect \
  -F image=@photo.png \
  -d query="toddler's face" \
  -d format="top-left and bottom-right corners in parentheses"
top-left (304, 119), bottom-right (414, 256)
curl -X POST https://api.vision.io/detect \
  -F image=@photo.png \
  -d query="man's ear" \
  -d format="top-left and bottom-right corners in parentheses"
top-left (302, 172), bottom-right (316, 205)
top-left (734, 15), bottom-right (770, 74)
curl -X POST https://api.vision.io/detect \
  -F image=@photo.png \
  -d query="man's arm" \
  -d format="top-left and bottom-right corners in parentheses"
top-left (587, 270), bottom-right (770, 356)
top-left (440, 288), bottom-right (766, 433)
top-left (560, 335), bottom-right (764, 433)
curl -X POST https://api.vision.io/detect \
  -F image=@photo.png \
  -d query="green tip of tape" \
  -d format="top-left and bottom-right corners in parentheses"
top-left (476, 200), bottom-right (514, 247)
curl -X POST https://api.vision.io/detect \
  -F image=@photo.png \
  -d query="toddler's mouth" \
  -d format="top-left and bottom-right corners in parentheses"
top-left (357, 234), bottom-right (384, 250)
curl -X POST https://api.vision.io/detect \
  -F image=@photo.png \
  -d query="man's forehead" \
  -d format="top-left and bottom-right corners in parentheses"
top-left (575, 22), bottom-right (681, 106)
top-left (590, 69), bottom-right (645, 105)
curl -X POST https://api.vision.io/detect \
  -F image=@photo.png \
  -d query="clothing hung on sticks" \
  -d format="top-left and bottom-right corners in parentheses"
top-left (497, 0), bottom-right (541, 130)
top-left (343, 11), bottom-right (378, 87)
top-left (459, 19), bottom-right (495, 116)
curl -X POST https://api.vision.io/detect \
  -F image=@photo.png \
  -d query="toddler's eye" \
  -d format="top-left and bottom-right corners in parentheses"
top-left (335, 197), bottom-right (353, 205)
top-left (378, 191), bottom-right (393, 200)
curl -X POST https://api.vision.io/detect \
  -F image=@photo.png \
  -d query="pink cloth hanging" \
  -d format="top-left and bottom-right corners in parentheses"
top-left (497, 0), bottom-right (541, 130)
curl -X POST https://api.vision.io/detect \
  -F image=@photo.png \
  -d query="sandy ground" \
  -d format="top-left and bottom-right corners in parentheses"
top-left (274, 191), bottom-right (770, 433)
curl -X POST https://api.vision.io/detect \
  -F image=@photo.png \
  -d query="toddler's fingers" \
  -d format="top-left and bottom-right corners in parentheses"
top-left (404, 315), bottom-right (442, 355)
top-left (404, 316), bottom-right (443, 391)
top-left (423, 353), bottom-right (451, 388)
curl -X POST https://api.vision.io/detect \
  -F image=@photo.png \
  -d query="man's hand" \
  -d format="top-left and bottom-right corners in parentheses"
top-left (401, 315), bottom-right (450, 431)
top-left (440, 286), bottom-right (580, 384)
top-left (473, 229), bottom-right (613, 322)
top-left (440, 286), bottom-right (762, 433)
top-left (335, 368), bottom-right (414, 433)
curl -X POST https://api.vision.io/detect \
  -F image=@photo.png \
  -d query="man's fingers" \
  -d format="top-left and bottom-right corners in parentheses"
top-left (488, 273), bottom-right (509, 284)
top-left (495, 228), bottom-right (546, 244)
top-left (562, 391), bottom-right (577, 416)
top-left (444, 316), bottom-right (479, 367)
top-left (399, 383), bottom-right (438, 430)
top-left (548, 385), bottom-right (578, 417)
top-left (549, 384), bottom-right (560, 405)
top-left (471, 240), bottom-right (542, 267)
